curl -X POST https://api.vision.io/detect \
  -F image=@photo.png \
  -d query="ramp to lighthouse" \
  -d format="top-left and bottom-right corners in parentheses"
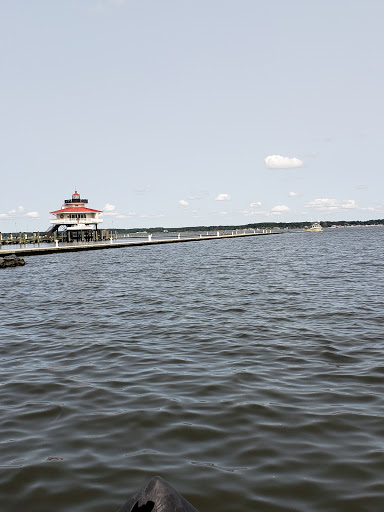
top-left (44, 224), bottom-right (59, 238)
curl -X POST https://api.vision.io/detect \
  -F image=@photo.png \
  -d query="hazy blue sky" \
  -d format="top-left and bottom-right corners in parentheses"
top-left (1, 0), bottom-right (383, 231)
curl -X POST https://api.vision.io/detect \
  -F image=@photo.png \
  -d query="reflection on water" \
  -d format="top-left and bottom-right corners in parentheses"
top-left (0, 227), bottom-right (383, 512)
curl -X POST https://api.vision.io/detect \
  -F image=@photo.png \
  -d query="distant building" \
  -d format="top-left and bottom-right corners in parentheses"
top-left (49, 191), bottom-right (103, 241)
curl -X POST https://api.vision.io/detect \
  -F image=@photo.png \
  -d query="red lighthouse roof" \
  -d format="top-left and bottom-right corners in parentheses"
top-left (50, 206), bottom-right (103, 214)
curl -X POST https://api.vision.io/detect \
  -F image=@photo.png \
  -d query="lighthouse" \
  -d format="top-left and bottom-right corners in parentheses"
top-left (49, 191), bottom-right (103, 242)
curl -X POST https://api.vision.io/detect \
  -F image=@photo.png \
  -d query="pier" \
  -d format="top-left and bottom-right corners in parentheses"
top-left (0, 230), bottom-right (280, 257)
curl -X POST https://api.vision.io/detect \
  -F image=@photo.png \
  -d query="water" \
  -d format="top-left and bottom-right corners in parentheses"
top-left (1, 227), bottom-right (383, 512)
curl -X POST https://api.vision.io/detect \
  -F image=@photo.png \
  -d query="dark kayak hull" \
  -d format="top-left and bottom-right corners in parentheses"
top-left (117, 476), bottom-right (200, 512)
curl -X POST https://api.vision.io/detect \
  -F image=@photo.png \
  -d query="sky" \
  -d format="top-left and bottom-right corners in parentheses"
top-left (1, 0), bottom-right (384, 231)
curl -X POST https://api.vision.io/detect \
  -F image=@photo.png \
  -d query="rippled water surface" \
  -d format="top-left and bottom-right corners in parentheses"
top-left (1, 228), bottom-right (384, 512)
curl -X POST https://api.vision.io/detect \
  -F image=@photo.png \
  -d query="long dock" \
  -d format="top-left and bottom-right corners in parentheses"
top-left (0, 231), bottom-right (280, 257)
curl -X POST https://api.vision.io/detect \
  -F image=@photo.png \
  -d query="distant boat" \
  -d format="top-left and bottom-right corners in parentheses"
top-left (303, 222), bottom-right (323, 232)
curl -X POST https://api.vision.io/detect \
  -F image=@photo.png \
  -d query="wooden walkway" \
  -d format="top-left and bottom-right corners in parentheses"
top-left (0, 231), bottom-right (280, 257)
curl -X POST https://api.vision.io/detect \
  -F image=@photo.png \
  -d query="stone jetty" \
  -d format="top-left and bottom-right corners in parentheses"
top-left (0, 254), bottom-right (26, 268)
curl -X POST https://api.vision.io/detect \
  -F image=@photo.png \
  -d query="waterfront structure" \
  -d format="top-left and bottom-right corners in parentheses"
top-left (49, 191), bottom-right (103, 241)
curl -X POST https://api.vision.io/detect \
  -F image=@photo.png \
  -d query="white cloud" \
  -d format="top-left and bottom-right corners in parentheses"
top-left (289, 191), bottom-right (299, 197)
top-left (241, 202), bottom-right (266, 216)
top-left (103, 203), bottom-right (117, 214)
top-left (0, 206), bottom-right (39, 219)
top-left (340, 200), bottom-right (359, 209)
top-left (215, 193), bottom-right (231, 201)
top-left (104, 203), bottom-right (116, 212)
top-left (264, 155), bottom-right (304, 169)
top-left (179, 200), bottom-right (189, 207)
top-left (102, 203), bottom-right (136, 219)
top-left (370, 204), bottom-right (384, 212)
top-left (271, 205), bottom-right (290, 213)
top-left (305, 198), bottom-right (359, 211)
top-left (306, 198), bottom-right (338, 210)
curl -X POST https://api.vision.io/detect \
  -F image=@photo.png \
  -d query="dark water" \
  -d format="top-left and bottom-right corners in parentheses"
top-left (1, 227), bottom-right (384, 512)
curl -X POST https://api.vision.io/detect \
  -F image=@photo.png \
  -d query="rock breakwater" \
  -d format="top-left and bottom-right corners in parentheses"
top-left (0, 254), bottom-right (26, 268)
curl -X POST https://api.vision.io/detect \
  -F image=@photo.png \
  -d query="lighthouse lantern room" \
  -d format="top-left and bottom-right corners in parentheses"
top-left (49, 191), bottom-right (103, 241)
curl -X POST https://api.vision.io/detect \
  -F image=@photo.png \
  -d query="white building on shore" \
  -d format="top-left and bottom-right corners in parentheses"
top-left (49, 191), bottom-right (103, 241)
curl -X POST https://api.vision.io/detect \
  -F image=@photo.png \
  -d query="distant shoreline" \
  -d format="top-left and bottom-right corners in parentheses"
top-left (0, 219), bottom-right (383, 238)
top-left (92, 219), bottom-right (384, 234)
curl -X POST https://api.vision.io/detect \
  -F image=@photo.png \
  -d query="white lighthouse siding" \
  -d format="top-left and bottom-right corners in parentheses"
top-left (50, 212), bottom-right (103, 226)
